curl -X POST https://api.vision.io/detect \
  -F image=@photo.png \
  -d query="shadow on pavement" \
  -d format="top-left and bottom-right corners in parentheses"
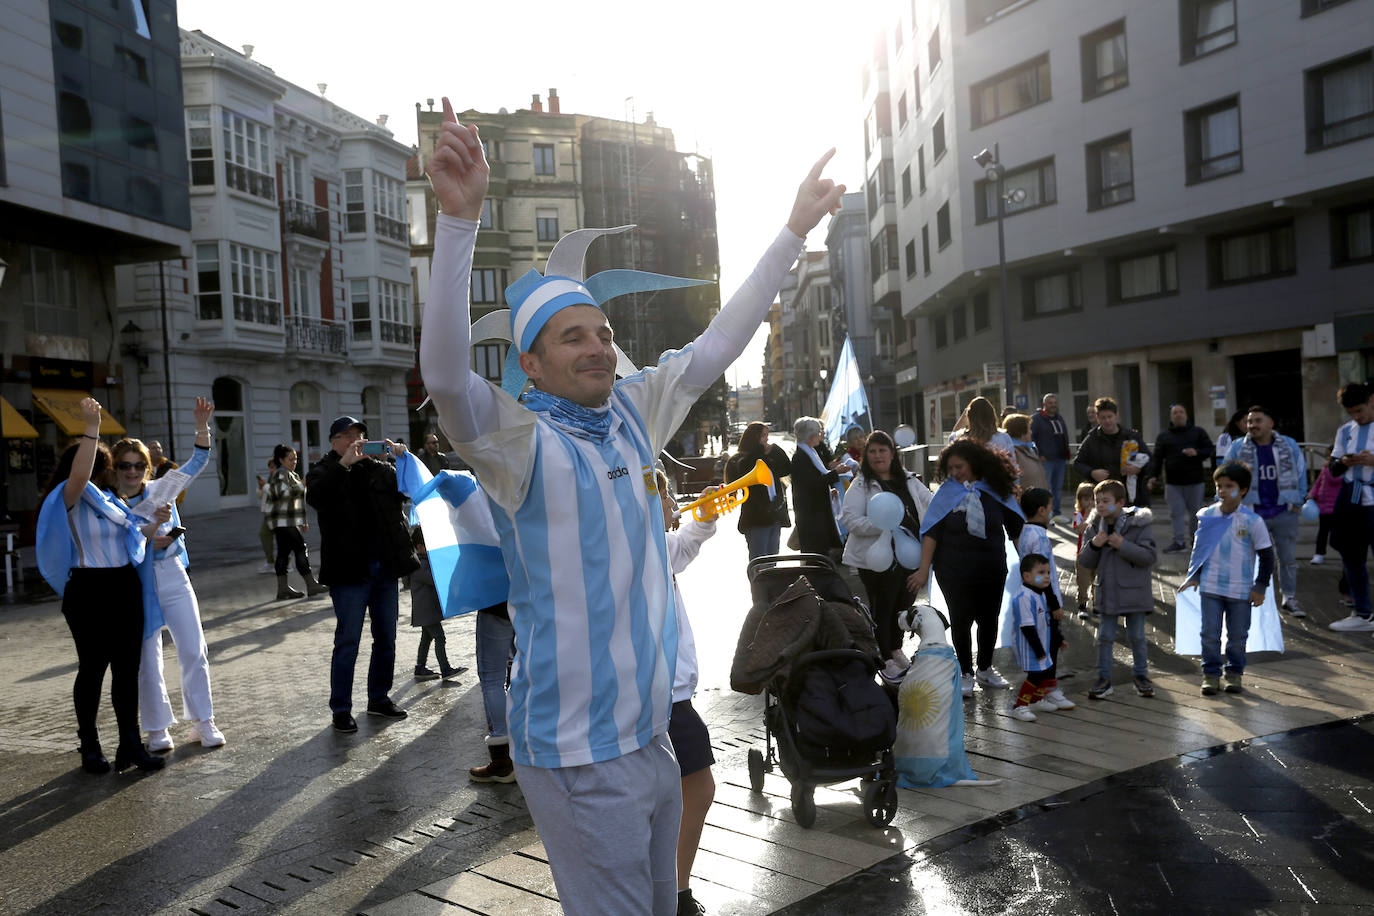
top-left (0, 764), bottom-right (143, 857)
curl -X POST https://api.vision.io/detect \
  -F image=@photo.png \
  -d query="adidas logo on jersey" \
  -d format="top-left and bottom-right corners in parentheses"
top-left (607, 466), bottom-right (630, 480)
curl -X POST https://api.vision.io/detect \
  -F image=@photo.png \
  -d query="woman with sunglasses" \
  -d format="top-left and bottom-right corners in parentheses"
top-left (111, 397), bottom-right (223, 755)
top-left (37, 398), bottom-right (171, 773)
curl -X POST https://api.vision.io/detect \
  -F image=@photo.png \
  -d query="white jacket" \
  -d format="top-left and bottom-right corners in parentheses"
top-left (841, 472), bottom-right (935, 572)
top-left (668, 517), bottom-right (716, 702)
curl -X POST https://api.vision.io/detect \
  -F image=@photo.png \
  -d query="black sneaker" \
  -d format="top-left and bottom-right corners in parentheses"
top-left (1162, 541), bottom-right (1188, 554)
top-left (366, 699), bottom-right (408, 719)
top-left (439, 665), bottom-right (469, 680)
top-left (1133, 675), bottom-right (1156, 698)
top-left (414, 666), bottom-right (440, 681)
top-left (677, 887), bottom-right (706, 916)
top-left (332, 712), bottom-right (358, 733)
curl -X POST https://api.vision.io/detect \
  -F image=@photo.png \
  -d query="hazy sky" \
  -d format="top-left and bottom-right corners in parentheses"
top-left (175, 0), bottom-right (881, 385)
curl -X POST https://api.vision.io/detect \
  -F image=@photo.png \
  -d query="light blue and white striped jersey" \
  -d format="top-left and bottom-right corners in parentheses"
top-left (68, 484), bottom-right (144, 568)
top-left (454, 347), bottom-right (703, 768)
top-left (1009, 584), bottom-right (1051, 673)
top-left (120, 445), bottom-right (211, 569)
top-left (1332, 419), bottom-right (1374, 506)
top-left (1197, 504), bottom-right (1272, 600)
top-left (1016, 523), bottom-right (1062, 605)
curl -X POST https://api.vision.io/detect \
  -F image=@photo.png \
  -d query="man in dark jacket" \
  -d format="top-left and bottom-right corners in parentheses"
top-left (307, 416), bottom-right (421, 733)
top-left (1073, 397), bottom-right (1153, 508)
top-left (1030, 394), bottom-right (1071, 517)
top-left (1150, 403), bottom-right (1215, 552)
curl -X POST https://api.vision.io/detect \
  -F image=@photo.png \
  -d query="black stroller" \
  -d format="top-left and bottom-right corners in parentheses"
top-left (742, 553), bottom-right (899, 829)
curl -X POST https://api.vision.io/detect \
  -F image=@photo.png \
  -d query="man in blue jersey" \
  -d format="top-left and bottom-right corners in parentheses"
top-left (1224, 406), bottom-right (1306, 618)
top-left (1329, 383), bottom-right (1374, 632)
top-left (419, 97), bottom-right (843, 916)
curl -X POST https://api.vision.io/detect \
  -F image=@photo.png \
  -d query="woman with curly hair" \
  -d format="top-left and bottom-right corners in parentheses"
top-left (908, 439), bottom-right (1025, 697)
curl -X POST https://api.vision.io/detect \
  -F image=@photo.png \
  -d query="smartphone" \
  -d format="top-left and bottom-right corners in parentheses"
top-left (361, 440), bottom-right (388, 455)
top-left (165, 526), bottom-right (186, 540)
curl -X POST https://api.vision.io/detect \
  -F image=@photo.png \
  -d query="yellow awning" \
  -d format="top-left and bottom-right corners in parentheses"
top-left (1, 397), bottom-right (39, 439)
top-left (31, 389), bottom-right (126, 437)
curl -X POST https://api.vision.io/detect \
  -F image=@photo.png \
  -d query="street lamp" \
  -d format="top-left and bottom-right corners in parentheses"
top-left (817, 367), bottom-right (828, 415)
top-left (972, 144), bottom-right (1024, 409)
top-left (866, 374), bottom-right (878, 430)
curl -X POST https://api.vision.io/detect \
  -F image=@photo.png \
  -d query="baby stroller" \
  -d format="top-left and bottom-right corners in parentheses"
top-left (742, 553), bottom-right (899, 829)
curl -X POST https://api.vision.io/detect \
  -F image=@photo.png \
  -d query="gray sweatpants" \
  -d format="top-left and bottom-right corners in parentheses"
top-left (514, 734), bottom-right (682, 915)
top-left (1166, 483), bottom-right (1206, 545)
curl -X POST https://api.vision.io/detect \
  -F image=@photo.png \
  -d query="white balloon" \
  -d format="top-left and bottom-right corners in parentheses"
top-left (868, 492), bottom-right (904, 531)
top-left (893, 526), bottom-right (922, 569)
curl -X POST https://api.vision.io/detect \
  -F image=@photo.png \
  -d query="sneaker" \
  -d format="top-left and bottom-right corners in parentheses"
top-left (1310, 553), bottom-right (1325, 566)
top-left (880, 658), bottom-right (908, 685)
top-left (1052, 514), bottom-right (1070, 526)
top-left (332, 712), bottom-right (358, 733)
top-left (1088, 678), bottom-right (1113, 700)
top-left (1010, 705), bottom-right (1037, 721)
top-left (146, 728), bottom-right (174, 753)
top-left (1329, 613), bottom-right (1374, 632)
top-left (1029, 697), bottom-right (1059, 714)
top-left (1201, 675), bottom-right (1220, 696)
top-left (976, 667), bottom-right (1010, 689)
top-left (1133, 675), bottom-right (1156, 698)
top-left (1281, 597), bottom-right (1305, 619)
top-left (414, 666), bottom-right (440, 681)
top-left (1340, 596), bottom-right (1356, 608)
top-left (366, 699), bottom-right (408, 719)
top-left (1223, 672), bottom-right (1244, 694)
top-left (891, 648), bottom-right (911, 669)
top-left (677, 888), bottom-right (707, 916)
top-left (439, 665), bottom-right (469, 680)
top-left (961, 674), bottom-right (975, 698)
top-left (190, 718), bottom-right (226, 748)
top-left (1044, 688), bottom-right (1076, 710)
top-left (1057, 664), bottom-right (1075, 679)
top-left (257, 561), bottom-right (273, 574)
top-left (1162, 541), bottom-right (1188, 554)
top-left (1076, 604), bottom-right (1091, 621)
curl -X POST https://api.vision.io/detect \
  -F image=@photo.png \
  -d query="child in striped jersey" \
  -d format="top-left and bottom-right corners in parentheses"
top-left (1016, 488), bottom-right (1074, 708)
top-left (1008, 554), bottom-right (1057, 721)
top-left (1181, 462), bottom-right (1275, 696)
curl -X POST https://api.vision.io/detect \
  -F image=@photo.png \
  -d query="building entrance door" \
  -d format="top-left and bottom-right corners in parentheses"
top-left (1234, 349), bottom-right (1304, 442)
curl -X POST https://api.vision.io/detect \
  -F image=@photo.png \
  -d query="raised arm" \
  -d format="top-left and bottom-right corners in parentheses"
top-left (63, 398), bottom-right (104, 508)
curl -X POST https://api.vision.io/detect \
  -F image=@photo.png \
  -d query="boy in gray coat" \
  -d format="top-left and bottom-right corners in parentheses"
top-left (1078, 479), bottom-right (1158, 699)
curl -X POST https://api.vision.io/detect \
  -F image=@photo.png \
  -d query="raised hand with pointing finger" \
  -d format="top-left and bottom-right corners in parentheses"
top-left (427, 97), bottom-right (488, 222)
top-left (787, 148), bottom-right (847, 239)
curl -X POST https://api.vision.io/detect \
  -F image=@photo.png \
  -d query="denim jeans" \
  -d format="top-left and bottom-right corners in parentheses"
top-left (743, 525), bottom-right (781, 561)
top-left (477, 610), bottom-right (515, 739)
top-left (328, 560), bottom-right (399, 713)
top-left (1097, 611), bottom-right (1149, 680)
top-left (1200, 593), bottom-right (1251, 676)
top-left (1044, 459), bottom-right (1067, 516)
top-left (1335, 500), bottom-right (1374, 616)
top-left (1264, 509), bottom-right (1299, 599)
top-left (1166, 483), bottom-right (1206, 546)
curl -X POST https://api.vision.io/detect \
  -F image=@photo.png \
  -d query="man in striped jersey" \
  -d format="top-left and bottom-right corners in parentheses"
top-left (420, 97), bottom-right (843, 915)
top-left (1329, 383), bottom-right (1374, 633)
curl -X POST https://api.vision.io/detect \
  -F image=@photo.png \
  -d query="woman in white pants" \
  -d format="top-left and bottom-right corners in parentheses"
top-left (112, 397), bottom-right (224, 752)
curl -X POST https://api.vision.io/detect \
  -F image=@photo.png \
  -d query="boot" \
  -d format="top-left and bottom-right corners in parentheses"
top-left (114, 729), bottom-right (166, 773)
top-left (78, 728), bottom-right (110, 775)
top-left (468, 737), bottom-right (516, 784)
top-left (276, 575), bottom-right (303, 600)
top-left (303, 571), bottom-right (329, 597)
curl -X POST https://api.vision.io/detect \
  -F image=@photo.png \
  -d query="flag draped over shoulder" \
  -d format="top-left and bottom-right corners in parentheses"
top-left (1175, 514), bottom-right (1283, 654)
top-left (821, 337), bottom-right (871, 449)
top-left (395, 451), bottom-right (509, 617)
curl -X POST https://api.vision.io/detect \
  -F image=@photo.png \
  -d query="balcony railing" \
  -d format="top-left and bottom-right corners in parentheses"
top-left (375, 214), bottom-right (408, 243)
top-left (286, 315), bottom-right (348, 355)
top-left (282, 199), bottom-right (330, 241)
top-left (379, 320), bottom-right (413, 345)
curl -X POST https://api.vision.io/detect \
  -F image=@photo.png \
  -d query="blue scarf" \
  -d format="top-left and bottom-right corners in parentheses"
top-left (521, 387), bottom-right (613, 443)
top-left (920, 478), bottom-right (1024, 538)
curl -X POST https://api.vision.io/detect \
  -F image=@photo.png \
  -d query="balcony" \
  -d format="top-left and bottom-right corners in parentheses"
top-left (282, 199), bottom-right (330, 242)
top-left (375, 214), bottom-right (408, 244)
top-left (286, 315), bottom-right (348, 357)
top-left (350, 317), bottom-right (416, 369)
top-left (225, 164), bottom-right (275, 202)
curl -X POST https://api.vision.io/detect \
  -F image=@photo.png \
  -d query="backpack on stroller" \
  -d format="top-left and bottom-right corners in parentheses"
top-left (733, 553), bottom-right (899, 828)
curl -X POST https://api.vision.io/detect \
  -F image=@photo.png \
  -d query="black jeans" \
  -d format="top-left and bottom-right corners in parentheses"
top-left (1316, 514), bottom-right (1333, 556)
top-left (62, 565), bottom-right (143, 745)
top-left (273, 526), bottom-right (311, 577)
top-left (857, 565), bottom-right (913, 661)
top-left (936, 567), bottom-right (1006, 675)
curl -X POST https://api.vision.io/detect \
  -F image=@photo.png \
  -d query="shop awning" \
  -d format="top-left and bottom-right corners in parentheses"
top-left (31, 389), bottom-right (126, 437)
top-left (1, 397), bottom-right (39, 439)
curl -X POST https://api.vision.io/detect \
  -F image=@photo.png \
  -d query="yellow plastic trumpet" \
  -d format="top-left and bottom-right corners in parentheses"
top-left (677, 459), bottom-right (774, 522)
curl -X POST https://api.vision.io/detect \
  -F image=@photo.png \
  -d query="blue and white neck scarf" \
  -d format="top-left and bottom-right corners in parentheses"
top-left (953, 483), bottom-right (987, 538)
top-left (521, 387), bottom-right (613, 443)
top-left (920, 478), bottom-right (1024, 539)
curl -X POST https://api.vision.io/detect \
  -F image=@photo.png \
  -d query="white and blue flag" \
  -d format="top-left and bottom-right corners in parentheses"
top-left (820, 336), bottom-right (871, 450)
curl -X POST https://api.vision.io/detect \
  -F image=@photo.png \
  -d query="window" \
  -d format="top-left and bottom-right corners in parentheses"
top-left (350, 279), bottom-right (371, 340)
top-left (344, 169), bottom-right (366, 232)
top-left (1185, 97), bottom-right (1242, 183)
top-left (904, 239), bottom-right (917, 276)
top-left (918, 146), bottom-right (927, 192)
top-left (1024, 269), bottom-right (1083, 317)
top-left (1333, 200), bottom-right (1374, 265)
top-left (967, 0), bottom-right (1036, 32)
top-left (228, 244), bottom-right (279, 325)
top-left (933, 312), bottom-right (948, 349)
top-left (867, 175), bottom-right (879, 216)
top-left (976, 158), bottom-right (1056, 222)
top-left (972, 291), bottom-right (990, 331)
top-left (1181, 0), bottom-right (1236, 62)
top-left (1086, 134), bottom-right (1133, 210)
top-left (480, 198), bottom-right (505, 231)
top-left (936, 202), bottom-right (951, 248)
top-left (1081, 20), bottom-right (1128, 99)
top-left (921, 225), bottom-right (931, 273)
top-left (972, 54), bottom-right (1051, 127)
top-left (533, 143), bottom-right (555, 176)
top-left (928, 26), bottom-right (942, 73)
top-left (883, 225), bottom-right (900, 272)
top-left (24, 247), bottom-right (79, 335)
top-left (898, 93), bottom-right (909, 129)
top-left (195, 243), bottom-right (221, 319)
top-left (291, 267), bottom-right (316, 317)
top-left (952, 304), bottom-right (968, 341)
top-left (373, 172), bottom-right (407, 242)
top-left (913, 67), bottom-right (922, 111)
top-left (283, 153), bottom-right (306, 202)
top-left (932, 114), bottom-right (946, 160)
top-left (473, 343), bottom-right (506, 382)
top-left (221, 109), bottom-right (274, 200)
top-left (377, 279), bottom-right (412, 343)
top-left (1110, 249), bottom-right (1178, 302)
top-left (1208, 222), bottom-right (1296, 285)
top-left (536, 208), bottom-right (560, 242)
top-left (0, 97), bottom-right (5, 186)
top-left (471, 268), bottom-right (505, 304)
top-left (186, 107), bottom-right (213, 186)
top-left (1305, 51), bottom-right (1374, 151)
top-left (901, 166), bottom-right (912, 203)
top-left (1303, 0), bottom-right (1356, 13)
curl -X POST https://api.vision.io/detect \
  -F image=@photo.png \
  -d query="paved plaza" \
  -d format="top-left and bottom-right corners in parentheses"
top-left (1, 503), bottom-right (1372, 915)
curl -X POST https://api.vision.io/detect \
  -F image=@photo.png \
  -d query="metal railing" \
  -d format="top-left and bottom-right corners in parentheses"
top-left (282, 199), bottom-right (330, 241)
top-left (286, 315), bottom-right (348, 355)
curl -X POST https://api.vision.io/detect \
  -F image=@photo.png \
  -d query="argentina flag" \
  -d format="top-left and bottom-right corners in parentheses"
top-left (820, 337), bottom-right (871, 449)
top-left (395, 451), bottom-right (509, 617)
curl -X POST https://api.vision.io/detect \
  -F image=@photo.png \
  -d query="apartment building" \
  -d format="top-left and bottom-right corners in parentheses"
top-left (867, 0), bottom-right (1373, 446)
top-left (826, 191), bottom-right (896, 431)
top-left (778, 250), bottom-right (835, 423)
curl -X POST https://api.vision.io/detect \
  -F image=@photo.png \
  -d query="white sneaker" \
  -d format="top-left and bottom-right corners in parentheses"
top-left (257, 561), bottom-right (273, 574)
top-left (880, 658), bottom-right (908, 685)
top-left (1310, 553), bottom-right (1325, 566)
top-left (1010, 705), bottom-right (1037, 721)
top-left (146, 728), bottom-right (174, 752)
top-left (1045, 688), bottom-right (1077, 710)
top-left (1029, 698), bottom-right (1059, 713)
top-left (190, 718), bottom-right (226, 748)
top-left (1281, 597), bottom-right (1306, 619)
top-left (976, 667), bottom-right (1010, 689)
top-left (891, 648), bottom-right (911, 669)
top-left (1329, 613), bottom-right (1374, 632)
top-left (1057, 664), bottom-right (1075, 679)
top-left (961, 674), bottom-right (976, 698)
